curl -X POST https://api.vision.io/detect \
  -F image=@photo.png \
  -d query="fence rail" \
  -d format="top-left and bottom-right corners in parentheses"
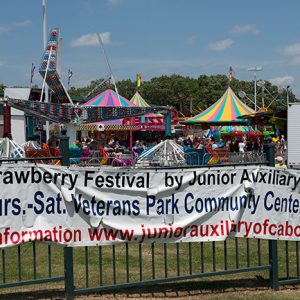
top-left (70, 239), bottom-right (273, 296)
top-left (0, 243), bottom-right (64, 290)
top-left (1, 238), bottom-right (300, 299)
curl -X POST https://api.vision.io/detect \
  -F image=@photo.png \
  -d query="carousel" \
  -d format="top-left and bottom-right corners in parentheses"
top-left (76, 90), bottom-right (178, 148)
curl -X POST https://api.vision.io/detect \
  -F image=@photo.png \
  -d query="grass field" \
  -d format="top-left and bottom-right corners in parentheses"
top-left (0, 238), bottom-right (299, 298)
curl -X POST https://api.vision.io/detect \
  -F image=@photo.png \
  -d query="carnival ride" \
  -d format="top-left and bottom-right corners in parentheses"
top-left (74, 90), bottom-right (178, 158)
top-left (136, 139), bottom-right (185, 167)
top-left (6, 28), bottom-right (172, 124)
top-left (77, 91), bottom-right (177, 132)
top-left (1, 28), bottom-right (266, 167)
top-left (39, 28), bottom-right (73, 104)
top-left (130, 91), bottom-right (177, 129)
top-left (1, 28), bottom-right (173, 161)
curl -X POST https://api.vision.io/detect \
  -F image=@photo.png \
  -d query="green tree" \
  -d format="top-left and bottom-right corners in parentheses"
top-left (67, 74), bottom-right (298, 112)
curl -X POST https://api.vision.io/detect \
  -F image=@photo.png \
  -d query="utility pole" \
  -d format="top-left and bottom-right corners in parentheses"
top-left (286, 85), bottom-right (290, 106)
top-left (248, 67), bottom-right (263, 112)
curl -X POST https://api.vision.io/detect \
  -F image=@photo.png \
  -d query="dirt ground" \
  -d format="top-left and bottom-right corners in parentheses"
top-left (2, 281), bottom-right (300, 300)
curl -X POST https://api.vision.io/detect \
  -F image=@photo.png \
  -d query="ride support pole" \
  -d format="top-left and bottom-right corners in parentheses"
top-left (3, 101), bottom-right (12, 139)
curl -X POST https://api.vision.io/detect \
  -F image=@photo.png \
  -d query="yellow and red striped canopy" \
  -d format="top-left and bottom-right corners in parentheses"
top-left (187, 86), bottom-right (255, 124)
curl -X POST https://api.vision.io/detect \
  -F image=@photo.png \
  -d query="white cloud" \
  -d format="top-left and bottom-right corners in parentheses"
top-left (70, 32), bottom-right (111, 47)
top-left (280, 42), bottom-right (300, 65)
top-left (13, 20), bottom-right (33, 27)
top-left (231, 24), bottom-right (260, 35)
top-left (269, 75), bottom-right (295, 87)
top-left (0, 26), bottom-right (9, 34)
top-left (209, 38), bottom-right (234, 51)
top-left (184, 36), bottom-right (197, 44)
top-left (291, 56), bottom-right (300, 65)
top-left (107, 0), bottom-right (124, 6)
top-left (0, 20), bottom-right (32, 35)
top-left (282, 42), bottom-right (300, 56)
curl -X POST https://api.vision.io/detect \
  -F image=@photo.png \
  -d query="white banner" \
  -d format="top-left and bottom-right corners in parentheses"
top-left (0, 164), bottom-right (299, 247)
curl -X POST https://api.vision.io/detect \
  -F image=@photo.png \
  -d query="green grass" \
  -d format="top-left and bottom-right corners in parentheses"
top-left (0, 238), bottom-right (299, 297)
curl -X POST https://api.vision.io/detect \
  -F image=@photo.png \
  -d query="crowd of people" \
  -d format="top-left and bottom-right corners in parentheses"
top-left (41, 130), bottom-right (288, 167)
top-left (175, 133), bottom-right (287, 155)
top-left (174, 135), bottom-right (264, 154)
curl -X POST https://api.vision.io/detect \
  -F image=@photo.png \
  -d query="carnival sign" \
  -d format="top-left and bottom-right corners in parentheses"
top-left (0, 165), bottom-right (299, 247)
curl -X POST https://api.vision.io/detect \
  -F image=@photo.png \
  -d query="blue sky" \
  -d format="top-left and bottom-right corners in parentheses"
top-left (1, 0), bottom-right (300, 97)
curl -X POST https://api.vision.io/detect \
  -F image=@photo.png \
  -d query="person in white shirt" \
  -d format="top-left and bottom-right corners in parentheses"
top-left (238, 140), bottom-right (245, 153)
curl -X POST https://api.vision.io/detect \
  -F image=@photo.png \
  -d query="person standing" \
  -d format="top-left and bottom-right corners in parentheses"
top-left (275, 156), bottom-right (287, 169)
top-left (280, 135), bottom-right (287, 157)
top-left (238, 140), bottom-right (246, 153)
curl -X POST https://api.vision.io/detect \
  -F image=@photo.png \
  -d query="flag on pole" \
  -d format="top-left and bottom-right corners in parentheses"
top-left (68, 69), bottom-right (73, 79)
top-left (137, 72), bottom-right (142, 88)
top-left (67, 69), bottom-right (73, 89)
top-left (229, 66), bottom-right (233, 82)
top-left (30, 63), bottom-right (35, 85)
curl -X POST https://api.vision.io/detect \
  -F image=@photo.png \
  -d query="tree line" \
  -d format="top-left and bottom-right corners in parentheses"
top-left (68, 74), bottom-right (296, 116)
top-left (1, 74), bottom-right (296, 117)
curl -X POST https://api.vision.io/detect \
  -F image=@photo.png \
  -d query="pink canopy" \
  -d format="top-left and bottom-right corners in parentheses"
top-left (84, 89), bottom-right (136, 107)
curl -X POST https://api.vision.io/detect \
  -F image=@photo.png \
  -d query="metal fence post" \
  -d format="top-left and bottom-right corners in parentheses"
top-left (164, 111), bottom-right (172, 138)
top-left (26, 116), bottom-right (34, 139)
top-left (60, 128), bottom-right (74, 298)
top-left (265, 142), bottom-right (275, 167)
top-left (265, 142), bottom-right (279, 290)
top-left (269, 240), bottom-right (279, 290)
top-left (64, 246), bottom-right (74, 300)
top-left (59, 127), bottom-right (70, 167)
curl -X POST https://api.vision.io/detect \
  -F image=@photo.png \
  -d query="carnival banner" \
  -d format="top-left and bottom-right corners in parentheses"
top-left (0, 164), bottom-right (300, 247)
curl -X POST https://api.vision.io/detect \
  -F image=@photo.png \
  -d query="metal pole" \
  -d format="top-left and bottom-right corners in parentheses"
top-left (26, 117), bottom-right (34, 139)
top-left (164, 112), bottom-right (172, 138)
top-left (248, 67), bottom-right (262, 112)
top-left (3, 102), bottom-right (12, 139)
top-left (254, 72), bottom-right (257, 112)
top-left (40, 47), bottom-right (53, 102)
top-left (42, 0), bottom-right (50, 142)
top-left (58, 127), bottom-right (74, 299)
top-left (287, 86), bottom-right (289, 106)
top-left (265, 142), bottom-right (279, 290)
top-left (64, 246), bottom-right (74, 300)
top-left (67, 69), bottom-right (71, 90)
top-left (129, 117), bottom-right (133, 149)
top-left (96, 33), bottom-right (120, 96)
top-left (59, 128), bottom-right (70, 167)
top-left (55, 126), bottom-right (74, 298)
top-left (262, 85), bottom-right (265, 108)
top-left (179, 98), bottom-right (183, 114)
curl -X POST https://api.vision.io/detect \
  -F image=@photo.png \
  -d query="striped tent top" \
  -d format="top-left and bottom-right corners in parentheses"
top-left (130, 91), bottom-right (150, 107)
top-left (186, 86), bottom-right (255, 123)
top-left (83, 89), bottom-right (136, 107)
